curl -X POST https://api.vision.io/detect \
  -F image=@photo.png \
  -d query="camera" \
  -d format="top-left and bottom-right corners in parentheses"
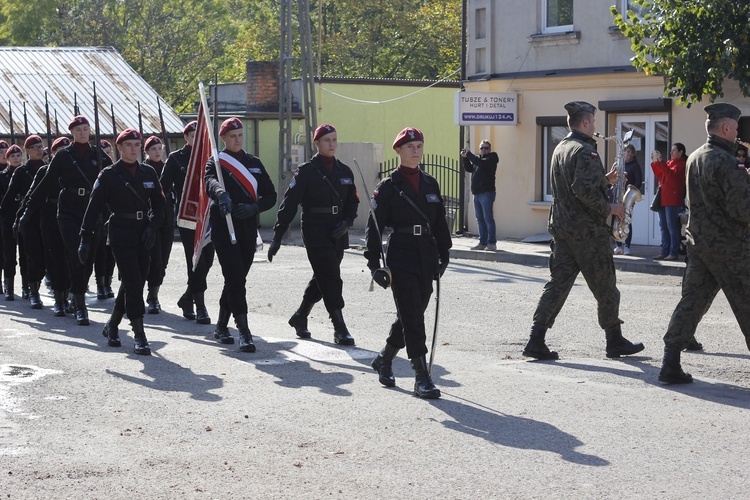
top-left (460, 149), bottom-right (467, 154)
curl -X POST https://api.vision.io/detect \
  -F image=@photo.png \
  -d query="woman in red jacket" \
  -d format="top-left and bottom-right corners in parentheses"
top-left (651, 142), bottom-right (687, 260)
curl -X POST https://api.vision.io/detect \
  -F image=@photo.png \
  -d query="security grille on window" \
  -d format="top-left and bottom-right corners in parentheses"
top-left (543, 0), bottom-right (573, 34)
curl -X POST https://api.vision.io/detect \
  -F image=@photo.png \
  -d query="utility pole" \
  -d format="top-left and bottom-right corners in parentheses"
top-left (298, 0), bottom-right (317, 161)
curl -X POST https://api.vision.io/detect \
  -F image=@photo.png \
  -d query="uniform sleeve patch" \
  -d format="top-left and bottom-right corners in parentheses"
top-left (143, 181), bottom-right (155, 188)
top-left (426, 194), bottom-right (441, 203)
top-left (340, 178), bottom-right (353, 185)
top-left (249, 168), bottom-right (262, 174)
top-left (289, 178), bottom-right (296, 189)
top-left (590, 152), bottom-right (599, 158)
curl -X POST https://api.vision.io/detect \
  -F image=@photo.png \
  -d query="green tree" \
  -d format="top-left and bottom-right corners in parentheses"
top-left (612, 0), bottom-right (750, 105)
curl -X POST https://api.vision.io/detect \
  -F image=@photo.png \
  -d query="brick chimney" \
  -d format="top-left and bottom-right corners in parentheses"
top-left (246, 61), bottom-right (279, 112)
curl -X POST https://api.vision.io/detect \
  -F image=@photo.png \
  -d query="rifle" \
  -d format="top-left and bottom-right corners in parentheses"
top-left (93, 81), bottom-right (104, 171)
top-left (45, 92), bottom-right (52, 148)
top-left (110, 104), bottom-right (120, 161)
top-left (54, 109), bottom-right (59, 136)
top-left (74, 92), bottom-right (79, 116)
top-left (8, 101), bottom-right (14, 145)
top-left (137, 101), bottom-right (144, 161)
top-left (23, 102), bottom-right (28, 137)
top-left (157, 98), bottom-right (171, 155)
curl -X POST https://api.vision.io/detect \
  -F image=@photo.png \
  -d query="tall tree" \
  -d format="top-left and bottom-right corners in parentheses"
top-left (612, 0), bottom-right (750, 105)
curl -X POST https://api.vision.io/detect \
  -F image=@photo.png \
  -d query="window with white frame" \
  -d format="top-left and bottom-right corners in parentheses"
top-left (542, 125), bottom-right (569, 201)
top-left (621, 0), bottom-right (650, 19)
top-left (542, 0), bottom-right (573, 34)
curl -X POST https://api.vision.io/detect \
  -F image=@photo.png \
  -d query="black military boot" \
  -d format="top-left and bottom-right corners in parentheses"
top-left (96, 276), bottom-right (107, 300)
top-left (684, 336), bottom-right (703, 351)
top-left (29, 281), bottom-right (43, 309)
top-left (522, 323), bottom-right (559, 360)
top-left (371, 343), bottom-right (400, 387)
top-left (3, 277), bottom-right (14, 301)
top-left (177, 289), bottom-right (196, 320)
top-left (288, 299), bottom-right (314, 339)
top-left (410, 355), bottom-right (441, 399)
top-left (21, 277), bottom-right (29, 300)
top-left (213, 307), bottom-right (234, 344)
top-left (193, 292), bottom-right (211, 324)
top-left (605, 324), bottom-right (645, 358)
top-left (104, 276), bottom-right (115, 298)
top-left (330, 309), bottom-right (355, 345)
top-left (236, 315), bottom-right (256, 353)
top-left (73, 293), bottom-right (89, 325)
top-left (64, 290), bottom-right (75, 314)
top-left (102, 306), bottom-right (124, 347)
top-left (131, 317), bottom-right (151, 355)
top-left (147, 286), bottom-right (161, 314)
top-left (659, 347), bottom-right (693, 384)
top-left (52, 290), bottom-right (66, 317)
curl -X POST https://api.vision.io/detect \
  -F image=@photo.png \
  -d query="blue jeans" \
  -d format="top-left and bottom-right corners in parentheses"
top-left (473, 191), bottom-right (496, 245)
top-left (658, 205), bottom-right (682, 256)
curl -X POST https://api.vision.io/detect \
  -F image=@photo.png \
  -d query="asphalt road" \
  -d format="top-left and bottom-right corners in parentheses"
top-left (2, 242), bottom-right (749, 499)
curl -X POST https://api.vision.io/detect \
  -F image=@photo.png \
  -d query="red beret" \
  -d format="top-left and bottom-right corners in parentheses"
top-left (68, 115), bottom-right (90, 131)
top-left (143, 135), bottom-right (162, 151)
top-left (51, 137), bottom-right (71, 152)
top-left (219, 117), bottom-right (242, 137)
top-left (313, 124), bottom-right (336, 141)
top-left (99, 140), bottom-right (111, 149)
top-left (5, 144), bottom-right (22, 159)
top-left (24, 135), bottom-right (43, 149)
top-left (0, 140), bottom-right (9, 149)
top-left (116, 128), bottom-right (142, 145)
top-left (183, 121), bottom-right (197, 135)
top-left (392, 127), bottom-right (424, 150)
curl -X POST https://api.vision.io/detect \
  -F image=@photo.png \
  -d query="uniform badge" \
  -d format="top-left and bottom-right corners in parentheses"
top-left (590, 152), bottom-right (599, 158)
top-left (340, 178), bottom-right (353, 185)
top-left (249, 168), bottom-right (262, 174)
top-left (426, 194), bottom-right (440, 203)
top-left (143, 181), bottom-right (155, 188)
top-left (371, 197), bottom-right (377, 210)
top-left (289, 178), bottom-right (297, 189)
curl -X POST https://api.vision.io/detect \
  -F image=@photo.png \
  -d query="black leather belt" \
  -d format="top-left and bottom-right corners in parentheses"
top-left (113, 211), bottom-right (145, 220)
top-left (307, 206), bottom-right (339, 214)
top-left (392, 225), bottom-right (430, 236)
top-left (66, 187), bottom-right (90, 197)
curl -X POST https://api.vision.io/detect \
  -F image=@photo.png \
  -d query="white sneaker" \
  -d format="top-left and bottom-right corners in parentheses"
top-left (470, 244), bottom-right (486, 251)
top-left (613, 246), bottom-right (623, 255)
top-left (623, 246), bottom-right (631, 255)
top-left (486, 243), bottom-right (497, 251)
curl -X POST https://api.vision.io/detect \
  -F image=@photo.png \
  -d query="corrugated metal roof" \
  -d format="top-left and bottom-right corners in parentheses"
top-left (0, 46), bottom-right (185, 139)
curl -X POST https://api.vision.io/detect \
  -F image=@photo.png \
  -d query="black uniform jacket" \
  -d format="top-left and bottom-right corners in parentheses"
top-left (81, 161), bottom-right (165, 248)
top-left (273, 154), bottom-right (359, 250)
top-left (26, 144), bottom-right (112, 220)
top-left (16, 165), bottom-right (59, 222)
top-left (160, 146), bottom-right (191, 211)
top-left (204, 150), bottom-right (276, 243)
top-left (146, 159), bottom-right (173, 227)
top-left (0, 165), bottom-right (14, 209)
top-left (365, 168), bottom-right (452, 277)
top-left (0, 161), bottom-right (42, 218)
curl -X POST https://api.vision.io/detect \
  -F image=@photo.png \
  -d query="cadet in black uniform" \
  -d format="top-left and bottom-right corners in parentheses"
top-left (143, 135), bottom-right (172, 314)
top-left (205, 117), bottom-right (276, 352)
top-left (161, 121), bottom-right (214, 323)
top-left (365, 128), bottom-right (452, 399)
top-left (268, 124), bottom-right (359, 345)
top-left (21, 115), bottom-right (113, 325)
top-left (78, 129), bottom-right (165, 355)
top-left (0, 140), bottom-right (8, 296)
top-left (0, 144), bottom-right (23, 300)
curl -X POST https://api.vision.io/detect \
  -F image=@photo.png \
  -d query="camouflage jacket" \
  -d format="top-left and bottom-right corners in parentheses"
top-left (547, 130), bottom-right (611, 240)
top-left (685, 134), bottom-right (750, 258)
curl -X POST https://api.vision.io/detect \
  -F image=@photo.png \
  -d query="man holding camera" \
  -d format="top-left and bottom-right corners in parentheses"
top-left (461, 141), bottom-right (498, 250)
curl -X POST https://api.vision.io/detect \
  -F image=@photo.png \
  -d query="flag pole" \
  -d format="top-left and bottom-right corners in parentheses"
top-left (199, 82), bottom-right (236, 244)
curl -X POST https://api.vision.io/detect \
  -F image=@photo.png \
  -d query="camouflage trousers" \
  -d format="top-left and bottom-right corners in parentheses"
top-left (663, 247), bottom-right (750, 350)
top-left (533, 236), bottom-right (622, 330)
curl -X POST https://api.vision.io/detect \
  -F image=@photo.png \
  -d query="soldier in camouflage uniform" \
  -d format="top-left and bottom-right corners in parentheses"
top-left (659, 102), bottom-right (750, 384)
top-left (522, 101), bottom-right (645, 360)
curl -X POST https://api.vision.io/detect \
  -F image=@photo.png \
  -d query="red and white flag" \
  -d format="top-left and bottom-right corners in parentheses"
top-left (177, 101), bottom-right (213, 271)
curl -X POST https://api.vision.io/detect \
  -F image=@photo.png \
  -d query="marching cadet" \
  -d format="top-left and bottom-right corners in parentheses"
top-left (267, 124), bottom-right (359, 345)
top-left (0, 140), bottom-right (7, 295)
top-left (142, 135), bottom-right (172, 314)
top-left (20, 116), bottom-right (113, 325)
top-left (78, 129), bottom-right (165, 355)
top-left (365, 127), bottom-right (452, 399)
top-left (161, 121), bottom-right (214, 323)
top-left (0, 144), bottom-right (23, 300)
top-left (659, 103), bottom-right (750, 384)
top-left (206, 117), bottom-right (276, 352)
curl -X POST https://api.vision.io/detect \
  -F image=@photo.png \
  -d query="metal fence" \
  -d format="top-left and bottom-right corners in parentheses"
top-left (379, 154), bottom-right (463, 233)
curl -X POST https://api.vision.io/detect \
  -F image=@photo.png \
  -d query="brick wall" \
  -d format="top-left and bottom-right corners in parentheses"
top-left (246, 61), bottom-right (279, 112)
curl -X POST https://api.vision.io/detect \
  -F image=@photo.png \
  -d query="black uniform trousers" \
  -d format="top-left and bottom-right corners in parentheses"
top-left (386, 266), bottom-right (434, 359)
top-left (0, 216), bottom-right (18, 280)
top-left (40, 204), bottom-right (69, 292)
top-left (177, 226), bottom-right (214, 293)
top-left (58, 215), bottom-right (99, 295)
top-left (214, 235), bottom-right (255, 317)
top-left (303, 243), bottom-right (345, 312)
top-left (19, 212), bottom-right (45, 283)
top-left (94, 232), bottom-right (115, 281)
top-left (147, 221), bottom-right (174, 288)
top-left (111, 244), bottom-right (150, 319)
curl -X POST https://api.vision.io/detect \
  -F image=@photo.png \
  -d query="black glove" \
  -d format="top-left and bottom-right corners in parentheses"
top-left (142, 224), bottom-right (156, 250)
top-left (372, 268), bottom-right (391, 289)
top-left (233, 203), bottom-right (259, 220)
top-left (217, 192), bottom-right (232, 216)
top-left (435, 257), bottom-right (449, 279)
top-left (267, 239), bottom-right (281, 262)
top-left (331, 220), bottom-right (349, 239)
top-left (78, 241), bottom-right (91, 265)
